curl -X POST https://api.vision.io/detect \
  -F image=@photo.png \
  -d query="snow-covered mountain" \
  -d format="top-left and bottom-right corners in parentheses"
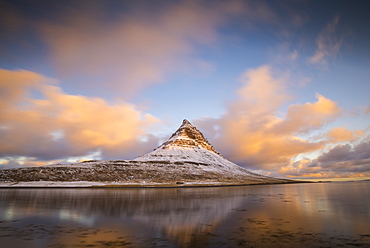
top-left (134, 119), bottom-right (264, 177)
top-left (134, 119), bottom-right (223, 162)
top-left (0, 119), bottom-right (293, 187)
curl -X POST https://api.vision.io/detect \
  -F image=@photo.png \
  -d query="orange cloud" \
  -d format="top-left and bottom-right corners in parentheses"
top-left (195, 65), bottom-right (367, 175)
top-left (0, 68), bottom-right (46, 108)
top-left (221, 66), bottom-right (336, 168)
top-left (236, 65), bottom-right (290, 114)
top-left (0, 69), bottom-right (159, 165)
top-left (328, 127), bottom-right (364, 142)
top-left (272, 94), bottom-right (341, 135)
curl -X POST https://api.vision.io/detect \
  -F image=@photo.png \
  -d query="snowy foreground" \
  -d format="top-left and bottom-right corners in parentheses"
top-left (0, 120), bottom-right (294, 187)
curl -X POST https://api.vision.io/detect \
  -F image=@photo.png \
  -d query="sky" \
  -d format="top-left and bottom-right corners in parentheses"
top-left (1, 0), bottom-right (370, 181)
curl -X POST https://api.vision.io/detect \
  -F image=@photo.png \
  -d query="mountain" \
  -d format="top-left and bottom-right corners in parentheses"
top-left (134, 119), bottom-right (266, 178)
top-left (0, 119), bottom-right (293, 187)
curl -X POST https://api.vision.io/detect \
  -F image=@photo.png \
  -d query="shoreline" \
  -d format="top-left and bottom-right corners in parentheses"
top-left (0, 180), bottom-right (310, 189)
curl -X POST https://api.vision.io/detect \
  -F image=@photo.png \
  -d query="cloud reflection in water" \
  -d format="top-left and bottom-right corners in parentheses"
top-left (0, 183), bottom-right (369, 247)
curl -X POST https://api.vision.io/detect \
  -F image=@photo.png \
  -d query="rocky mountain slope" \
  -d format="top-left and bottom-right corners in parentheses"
top-left (0, 119), bottom-right (293, 187)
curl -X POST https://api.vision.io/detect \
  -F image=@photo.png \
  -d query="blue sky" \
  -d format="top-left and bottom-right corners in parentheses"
top-left (1, 0), bottom-right (369, 180)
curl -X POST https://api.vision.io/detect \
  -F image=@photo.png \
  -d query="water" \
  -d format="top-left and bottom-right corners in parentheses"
top-left (0, 182), bottom-right (369, 247)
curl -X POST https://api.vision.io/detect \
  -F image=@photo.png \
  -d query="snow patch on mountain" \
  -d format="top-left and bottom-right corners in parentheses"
top-left (134, 119), bottom-right (264, 178)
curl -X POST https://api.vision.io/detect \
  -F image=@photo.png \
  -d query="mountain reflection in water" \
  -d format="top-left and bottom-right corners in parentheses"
top-left (0, 182), bottom-right (369, 247)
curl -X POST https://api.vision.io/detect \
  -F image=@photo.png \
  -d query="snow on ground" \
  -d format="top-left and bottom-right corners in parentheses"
top-left (0, 181), bottom-right (106, 187)
top-left (0, 180), bottom-right (284, 188)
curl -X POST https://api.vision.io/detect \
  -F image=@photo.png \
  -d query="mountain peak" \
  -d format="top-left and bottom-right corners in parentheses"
top-left (180, 119), bottom-right (193, 127)
top-left (156, 119), bottom-right (221, 155)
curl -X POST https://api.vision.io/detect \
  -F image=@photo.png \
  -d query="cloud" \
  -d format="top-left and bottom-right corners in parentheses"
top-left (0, 157), bottom-right (48, 170)
top-left (195, 65), bottom-right (367, 177)
top-left (1, 0), bottom-right (305, 97)
top-left (271, 93), bottom-right (341, 135)
top-left (0, 68), bottom-right (160, 168)
top-left (31, 0), bottom-right (295, 97)
top-left (319, 138), bottom-right (370, 163)
top-left (196, 66), bottom-right (331, 168)
top-left (309, 15), bottom-right (343, 70)
top-left (236, 65), bottom-right (290, 114)
top-left (318, 144), bottom-right (354, 163)
top-left (365, 106), bottom-right (370, 115)
top-left (38, 0), bottom-right (245, 96)
top-left (327, 127), bottom-right (364, 143)
top-left (0, 68), bottom-right (46, 108)
top-left (279, 136), bottom-right (370, 179)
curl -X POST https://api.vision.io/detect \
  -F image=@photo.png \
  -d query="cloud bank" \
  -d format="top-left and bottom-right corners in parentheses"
top-left (0, 68), bottom-right (159, 168)
top-left (281, 137), bottom-right (370, 179)
top-left (195, 65), bottom-right (369, 179)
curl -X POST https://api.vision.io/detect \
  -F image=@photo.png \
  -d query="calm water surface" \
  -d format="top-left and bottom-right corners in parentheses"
top-left (0, 182), bottom-right (369, 247)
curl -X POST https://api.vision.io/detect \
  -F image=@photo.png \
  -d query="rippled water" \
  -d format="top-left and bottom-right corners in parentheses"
top-left (0, 182), bottom-right (369, 247)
